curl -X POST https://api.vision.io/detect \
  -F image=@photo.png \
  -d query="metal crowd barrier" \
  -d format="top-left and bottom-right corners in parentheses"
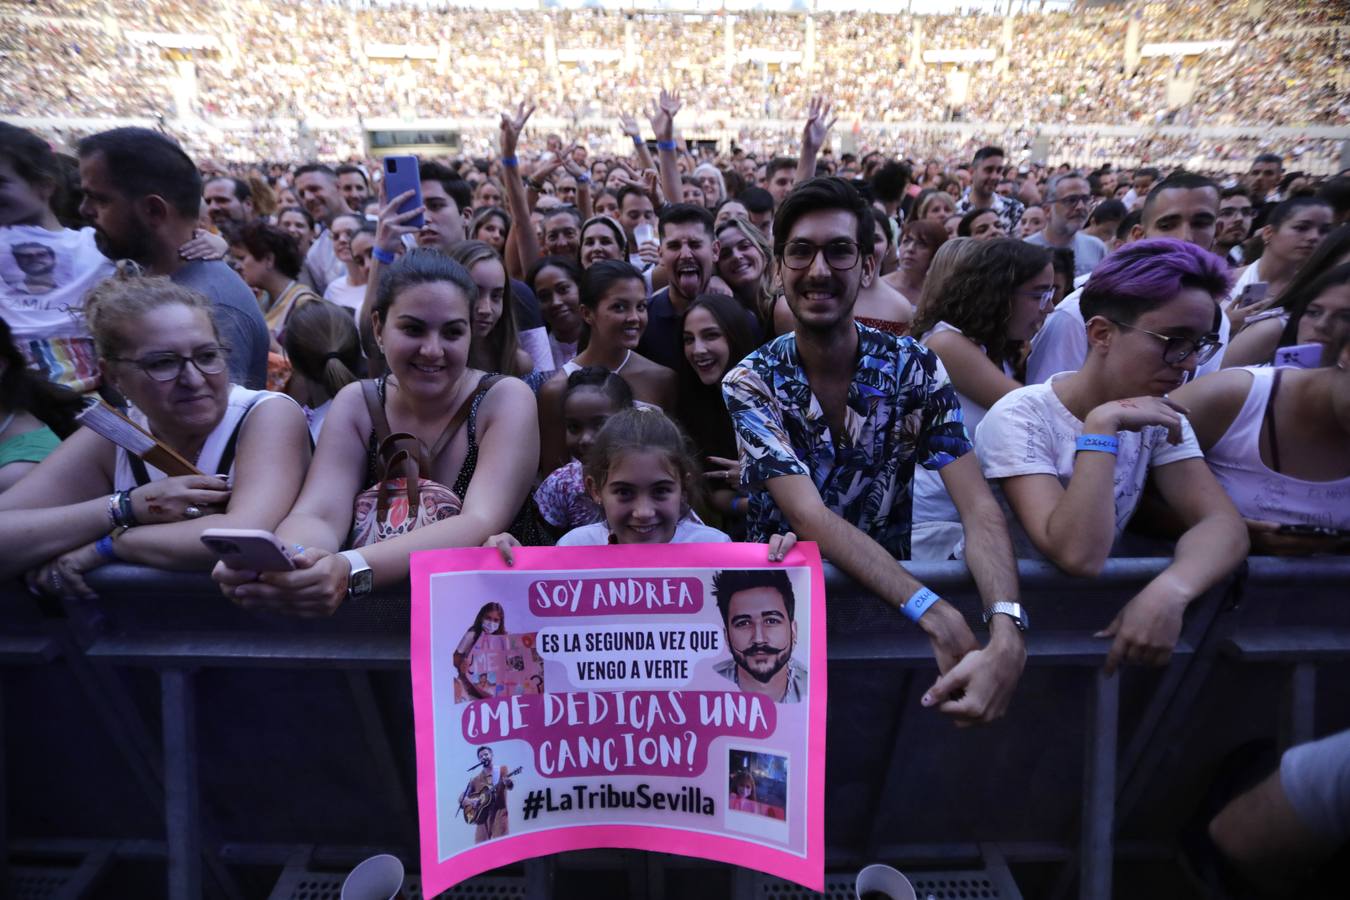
top-left (3, 556), bottom-right (1348, 900)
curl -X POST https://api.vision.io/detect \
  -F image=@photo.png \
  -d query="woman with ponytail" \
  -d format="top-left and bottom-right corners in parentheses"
top-left (283, 300), bottom-right (362, 441)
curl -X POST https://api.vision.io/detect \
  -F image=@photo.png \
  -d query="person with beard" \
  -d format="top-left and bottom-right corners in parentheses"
top-left (722, 177), bottom-right (1026, 727)
top-left (202, 177), bottom-right (254, 231)
top-left (638, 204), bottom-right (756, 372)
top-left (293, 164), bottom-right (351, 294)
top-left (77, 128), bottom-right (269, 390)
top-left (712, 568), bottom-right (806, 703)
top-left (1026, 172), bottom-right (1106, 278)
top-left (1215, 187), bottom-right (1255, 266)
top-left (956, 146), bottom-right (1024, 234)
top-left (335, 164), bottom-right (370, 212)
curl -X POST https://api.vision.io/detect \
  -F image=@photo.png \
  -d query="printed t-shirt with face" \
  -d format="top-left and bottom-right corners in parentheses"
top-left (0, 225), bottom-right (113, 392)
top-left (973, 374), bottom-right (1203, 558)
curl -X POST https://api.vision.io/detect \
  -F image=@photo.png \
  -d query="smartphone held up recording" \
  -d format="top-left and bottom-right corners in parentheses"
top-left (382, 155), bottom-right (425, 229)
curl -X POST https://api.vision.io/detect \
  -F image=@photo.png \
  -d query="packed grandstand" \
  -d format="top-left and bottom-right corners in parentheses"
top-left (3, 0), bottom-right (1348, 167)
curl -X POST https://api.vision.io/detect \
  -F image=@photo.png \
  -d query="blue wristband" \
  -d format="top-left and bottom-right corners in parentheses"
top-left (631, 136), bottom-right (644, 147)
top-left (95, 535), bottom-right (119, 562)
top-left (500, 155), bottom-right (519, 168)
top-left (371, 246), bottom-right (396, 266)
top-left (577, 172), bottom-right (592, 185)
top-left (656, 140), bottom-right (677, 152)
top-left (1076, 434), bottom-right (1120, 455)
top-left (901, 587), bottom-right (941, 623)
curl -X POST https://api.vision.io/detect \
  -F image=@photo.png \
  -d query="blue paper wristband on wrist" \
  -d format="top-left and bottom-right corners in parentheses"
top-left (371, 246), bottom-right (396, 266)
top-left (500, 155), bottom-right (519, 168)
top-left (901, 587), bottom-right (941, 623)
top-left (656, 139), bottom-right (677, 151)
top-left (1076, 434), bottom-right (1120, 455)
top-left (631, 136), bottom-right (644, 147)
top-left (95, 535), bottom-right (119, 562)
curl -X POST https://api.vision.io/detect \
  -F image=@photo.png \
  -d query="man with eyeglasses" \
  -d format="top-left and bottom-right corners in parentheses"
top-left (1215, 187), bottom-right (1255, 266)
top-left (1027, 171), bottom-right (1225, 384)
top-left (1025, 172), bottom-right (1107, 278)
top-left (722, 177), bottom-right (1027, 728)
top-left (975, 239), bottom-right (1247, 675)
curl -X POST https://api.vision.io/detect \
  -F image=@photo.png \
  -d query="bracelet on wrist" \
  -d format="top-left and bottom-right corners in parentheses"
top-left (577, 173), bottom-right (592, 185)
top-left (371, 246), bottom-right (396, 266)
top-left (900, 586), bottom-right (941, 623)
top-left (501, 155), bottom-right (519, 168)
top-left (631, 136), bottom-right (644, 147)
top-left (107, 493), bottom-right (121, 529)
top-left (656, 139), bottom-right (677, 152)
top-left (95, 535), bottom-right (120, 563)
top-left (1075, 433), bottom-right (1120, 456)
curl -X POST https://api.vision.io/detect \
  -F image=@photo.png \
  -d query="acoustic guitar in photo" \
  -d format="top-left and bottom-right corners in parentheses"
top-left (462, 766), bottom-right (522, 825)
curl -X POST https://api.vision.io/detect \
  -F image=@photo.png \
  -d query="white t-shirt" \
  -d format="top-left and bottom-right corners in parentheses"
top-left (974, 374), bottom-right (1203, 558)
top-left (322, 276), bottom-right (366, 317)
top-left (0, 224), bottom-right (112, 391)
top-left (911, 321), bottom-right (1012, 559)
top-left (557, 519), bottom-right (731, 546)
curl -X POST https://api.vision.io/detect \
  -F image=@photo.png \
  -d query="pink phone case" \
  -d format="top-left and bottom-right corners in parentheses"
top-left (200, 528), bottom-right (295, 572)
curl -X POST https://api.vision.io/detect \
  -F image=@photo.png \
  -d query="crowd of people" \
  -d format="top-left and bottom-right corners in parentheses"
top-left (3, 4), bottom-right (1350, 889)
top-left (3, 1), bottom-right (1348, 163)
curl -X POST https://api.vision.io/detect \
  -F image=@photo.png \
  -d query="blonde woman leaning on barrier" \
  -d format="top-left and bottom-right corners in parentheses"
top-left (0, 267), bottom-right (311, 595)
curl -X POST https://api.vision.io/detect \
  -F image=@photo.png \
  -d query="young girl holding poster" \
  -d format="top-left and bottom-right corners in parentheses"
top-left (488, 408), bottom-right (795, 557)
top-left (454, 602), bottom-right (507, 700)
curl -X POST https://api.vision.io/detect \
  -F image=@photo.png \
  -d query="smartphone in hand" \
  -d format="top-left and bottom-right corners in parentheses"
top-left (1234, 281), bottom-right (1268, 310)
top-left (201, 528), bottom-right (296, 572)
top-left (382, 155), bottom-right (425, 229)
top-left (1273, 342), bottom-right (1324, 369)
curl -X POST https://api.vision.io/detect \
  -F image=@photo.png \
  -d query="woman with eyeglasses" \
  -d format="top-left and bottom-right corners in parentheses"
top-left (0, 265), bottom-right (311, 593)
top-left (908, 239), bottom-right (1053, 559)
top-left (974, 240), bottom-right (1247, 673)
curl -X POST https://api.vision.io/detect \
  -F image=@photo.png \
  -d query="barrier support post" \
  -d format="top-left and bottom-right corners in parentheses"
top-left (162, 668), bottom-right (201, 900)
top-left (1079, 668), bottom-right (1118, 900)
top-left (1282, 663), bottom-right (1316, 751)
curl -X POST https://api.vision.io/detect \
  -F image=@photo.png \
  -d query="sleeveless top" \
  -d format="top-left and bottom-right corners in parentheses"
top-left (913, 321), bottom-right (1014, 532)
top-left (362, 373), bottom-right (496, 494)
top-left (114, 385), bottom-right (289, 489)
top-left (1205, 366), bottom-right (1350, 528)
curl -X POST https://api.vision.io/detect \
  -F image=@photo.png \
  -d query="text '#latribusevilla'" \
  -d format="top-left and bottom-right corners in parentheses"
top-left (519, 783), bottom-right (716, 821)
top-left (462, 690), bottom-right (777, 776)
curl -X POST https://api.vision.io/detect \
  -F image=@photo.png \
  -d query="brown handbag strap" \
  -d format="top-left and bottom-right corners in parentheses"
top-left (426, 379), bottom-right (485, 462)
top-left (362, 379), bottom-right (393, 445)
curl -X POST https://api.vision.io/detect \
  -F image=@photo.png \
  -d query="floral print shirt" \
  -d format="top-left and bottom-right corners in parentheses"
top-left (721, 321), bottom-right (972, 560)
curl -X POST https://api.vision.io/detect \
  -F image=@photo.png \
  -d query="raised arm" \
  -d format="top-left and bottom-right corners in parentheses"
top-left (648, 90), bottom-right (684, 212)
top-left (795, 96), bottom-right (836, 185)
top-left (621, 113), bottom-right (655, 174)
top-left (500, 102), bottom-right (542, 273)
top-left (560, 144), bottom-right (594, 219)
top-left (360, 184), bottom-right (426, 370)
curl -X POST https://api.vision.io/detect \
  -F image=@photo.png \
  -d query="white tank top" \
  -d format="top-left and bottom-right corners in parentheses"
top-left (1206, 367), bottom-right (1350, 528)
top-left (113, 385), bottom-right (290, 490)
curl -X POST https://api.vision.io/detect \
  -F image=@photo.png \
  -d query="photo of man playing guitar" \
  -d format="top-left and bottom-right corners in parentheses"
top-left (459, 745), bottom-right (521, 843)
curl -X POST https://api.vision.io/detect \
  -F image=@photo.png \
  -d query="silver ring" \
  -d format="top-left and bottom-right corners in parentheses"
top-left (184, 505), bottom-right (202, 519)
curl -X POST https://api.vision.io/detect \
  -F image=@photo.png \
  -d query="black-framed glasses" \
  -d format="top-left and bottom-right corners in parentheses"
top-left (112, 346), bottom-right (231, 382)
top-left (781, 240), bottom-right (861, 271)
top-left (1108, 320), bottom-right (1221, 366)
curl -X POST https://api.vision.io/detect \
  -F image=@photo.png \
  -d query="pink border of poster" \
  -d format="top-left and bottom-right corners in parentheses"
top-left (410, 543), bottom-right (826, 896)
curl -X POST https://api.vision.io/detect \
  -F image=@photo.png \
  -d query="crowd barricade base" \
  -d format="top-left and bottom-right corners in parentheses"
top-left (2, 556), bottom-right (1348, 899)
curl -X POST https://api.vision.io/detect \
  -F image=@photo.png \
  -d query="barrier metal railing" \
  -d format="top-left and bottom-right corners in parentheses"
top-left (3, 556), bottom-right (1348, 900)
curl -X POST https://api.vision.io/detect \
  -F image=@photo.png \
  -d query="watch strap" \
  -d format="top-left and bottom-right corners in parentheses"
top-left (338, 549), bottom-right (372, 596)
top-left (983, 601), bottom-right (1029, 631)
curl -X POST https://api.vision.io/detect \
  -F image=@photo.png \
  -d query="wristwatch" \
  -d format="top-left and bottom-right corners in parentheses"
top-left (982, 601), bottom-right (1029, 632)
top-left (338, 549), bottom-right (374, 598)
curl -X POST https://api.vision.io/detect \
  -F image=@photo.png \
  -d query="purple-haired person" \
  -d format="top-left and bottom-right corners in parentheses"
top-left (974, 239), bottom-right (1249, 675)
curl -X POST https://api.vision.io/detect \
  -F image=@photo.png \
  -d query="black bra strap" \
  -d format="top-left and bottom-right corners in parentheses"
top-left (1264, 368), bottom-right (1284, 474)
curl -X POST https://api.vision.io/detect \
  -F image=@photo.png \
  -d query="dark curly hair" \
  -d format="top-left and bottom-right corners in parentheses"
top-left (913, 238), bottom-right (1052, 367)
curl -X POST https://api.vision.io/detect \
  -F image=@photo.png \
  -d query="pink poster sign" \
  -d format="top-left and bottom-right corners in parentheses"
top-left (410, 543), bottom-right (826, 896)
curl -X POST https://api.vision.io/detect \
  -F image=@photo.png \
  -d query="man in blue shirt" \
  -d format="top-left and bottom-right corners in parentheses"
top-left (722, 177), bottom-right (1026, 725)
